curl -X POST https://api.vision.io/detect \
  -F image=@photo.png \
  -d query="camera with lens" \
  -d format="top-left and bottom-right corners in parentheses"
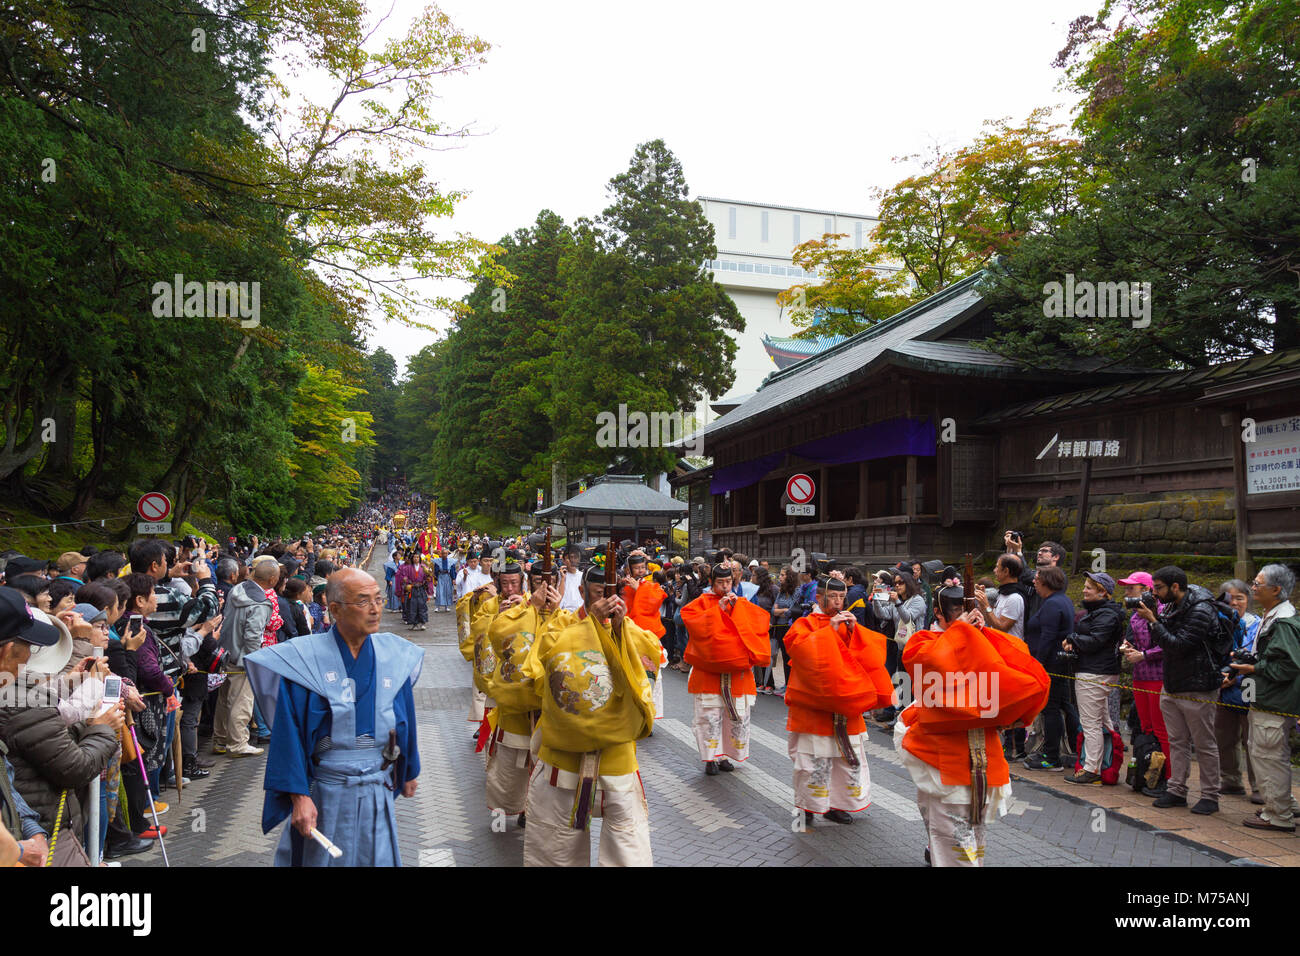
top-left (190, 634), bottom-right (228, 674)
top-left (1124, 591), bottom-right (1158, 611)
top-left (1230, 649), bottom-right (1258, 667)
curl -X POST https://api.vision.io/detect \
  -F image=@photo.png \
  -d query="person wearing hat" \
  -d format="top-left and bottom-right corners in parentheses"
top-left (1117, 571), bottom-right (1170, 793)
top-left (517, 563), bottom-right (660, 866)
top-left (895, 586), bottom-right (1050, 866)
top-left (482, 561), bottom-right (570, 827)
top-left (0, 587), bottom-right (124, 865)
top-left (680, 563), bottom-right (771, 775)
top-left (620, 552), bottom-right (669, 718)
top-left (1060, 572), bottom-right (1124, 785)
top-left (55, 552), bottom-right (89, 586)
top-left (395, 549), bottom-right (431, 631)
top-left (783, 576), bottom-right (893, 826)
top-left (455, 550), bottom-right (494, 728)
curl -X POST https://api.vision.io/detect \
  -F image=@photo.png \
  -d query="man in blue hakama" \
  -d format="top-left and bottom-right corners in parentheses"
top-left (433, 548), bottom-right (457, 613)
top-left (246, 568), bottom-right (423, 867)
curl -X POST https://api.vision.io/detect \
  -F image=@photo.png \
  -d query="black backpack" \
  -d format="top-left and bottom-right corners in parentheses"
top-left (1126, 732), bottom-right (1166, 792)
top-left (1208, 593), bottom-right (1246, 664)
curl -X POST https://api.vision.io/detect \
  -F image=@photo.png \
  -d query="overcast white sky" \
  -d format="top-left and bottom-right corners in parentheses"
top-left (354, 0), bottom-right (1095, 375)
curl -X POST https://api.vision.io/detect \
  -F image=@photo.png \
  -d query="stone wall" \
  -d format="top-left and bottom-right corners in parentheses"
top-left (1001, 489), bottom-right (1237, 556)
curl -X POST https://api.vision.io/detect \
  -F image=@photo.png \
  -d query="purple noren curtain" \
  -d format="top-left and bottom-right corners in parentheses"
top-left (709, 418), bottom-right (935, 495)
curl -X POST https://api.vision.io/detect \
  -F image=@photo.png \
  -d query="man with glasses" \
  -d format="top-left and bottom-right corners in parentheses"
top-left (246, 568), bottom-right (423, 866)
top-left (1231, 565), bottom-right (1300, 832)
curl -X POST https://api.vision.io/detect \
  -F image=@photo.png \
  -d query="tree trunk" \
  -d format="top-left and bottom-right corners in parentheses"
top-left (1275, 298), bottom-right (1299, 352)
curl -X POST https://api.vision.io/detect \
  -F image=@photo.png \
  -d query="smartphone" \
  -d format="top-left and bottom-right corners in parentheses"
top-left (97, 674), bottom-right (123, 716)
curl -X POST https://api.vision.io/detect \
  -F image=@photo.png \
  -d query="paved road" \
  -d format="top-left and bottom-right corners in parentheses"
top-left (127, 552), bottom-right (1236, 867)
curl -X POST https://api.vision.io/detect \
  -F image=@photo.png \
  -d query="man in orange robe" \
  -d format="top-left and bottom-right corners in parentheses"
top-left (894, 585), bottom-right (1050, 866)
top-left (622, 552), bottom-right (669, 718)
top-left (784, 576), bottom-right (895, 826)
top-left (680, 563), bottom-right (771, 775)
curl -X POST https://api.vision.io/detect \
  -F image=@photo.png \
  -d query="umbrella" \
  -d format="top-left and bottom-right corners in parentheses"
top-left (171, 706), bottom-right (184, 806)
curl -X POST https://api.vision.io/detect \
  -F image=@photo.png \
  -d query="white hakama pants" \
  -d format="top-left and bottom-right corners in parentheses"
top-left (692, 692), bottom-right (753, 763)
top-left (522, 761), bottom-right (652, 867)
top-left (788, 732), bottom-right (871, 814)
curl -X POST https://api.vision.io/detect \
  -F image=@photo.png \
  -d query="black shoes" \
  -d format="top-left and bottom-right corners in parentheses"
top-left (717, 759), bottom-right (735, 772)
top-left (104, 836), bottom-right (153, 859)
top-left (804, 810), bottom-right (815, 827)
top-left (705, 762), bottom-right (720, 776)
top-left (1153, 792), bottom-right (1188, 808)
top-left (517, 813), bottom-right (526, 828)
top-left (823, 809), bottom-right (853, 825)
top-left (1190, 799), bottom-right (1219, 815)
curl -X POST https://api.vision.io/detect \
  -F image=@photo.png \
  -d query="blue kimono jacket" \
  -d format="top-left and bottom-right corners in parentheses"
top-left (246, 628), bottom-right (423, 866)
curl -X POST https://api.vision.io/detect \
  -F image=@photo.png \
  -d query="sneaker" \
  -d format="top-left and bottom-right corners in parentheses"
top-left (211, 743), bottom-right (227, 755)
top-left (1067, 770), bottom-right (1103, 785)
top-left (1221, 784), bottom-right (1247, 795)
top-left (1011, 751), bottom-right (1028, 761)
top-left (147, 800), bottom-right (169, 815)
top-left (1023, 756), bottom-right (1063, 771)
top-left (138, 825), bottom-right (168, 839)
top-left (227, 744), bottom-right (265, 757)
top-left (1190, 799), bottom-right (1219, 816)
top-left (104, 835), bottom-right (153, 858)
top-left (1153, 792), bottom-right (1188, 808)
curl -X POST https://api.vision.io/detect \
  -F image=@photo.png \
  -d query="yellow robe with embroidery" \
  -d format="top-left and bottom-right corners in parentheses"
top-left (487, 603), bottom-right (575, 737)
top-left (457, 591), bottom-right (491, 663)
top-left (519, 612), bottom-right (659, 776)
top-left (468, 595), bottom-right (501, 695)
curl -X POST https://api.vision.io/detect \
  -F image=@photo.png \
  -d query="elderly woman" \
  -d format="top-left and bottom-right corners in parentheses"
top-left (1216, 579), bottom-right (1262, 802)
top-left (1062, 572), bottom-right (1124, 784)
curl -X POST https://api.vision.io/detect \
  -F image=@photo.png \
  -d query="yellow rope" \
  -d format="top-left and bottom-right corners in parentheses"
top-left (1043, 669), bottom-right (1300, 721)
top-left (45, 789), bottom-right (67, 867)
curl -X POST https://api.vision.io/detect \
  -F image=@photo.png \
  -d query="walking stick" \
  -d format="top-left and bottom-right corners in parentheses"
top-left (171, 705), bottom-right (184, 807)
top-left (125, 710), bottom-right (170, 867)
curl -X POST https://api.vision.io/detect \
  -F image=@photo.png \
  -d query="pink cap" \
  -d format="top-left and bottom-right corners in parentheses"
top-left (1117, 571), bottom-right (1154, 587)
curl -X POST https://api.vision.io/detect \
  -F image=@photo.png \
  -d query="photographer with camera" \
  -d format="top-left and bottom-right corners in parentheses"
top-left (1135, 566), bottom-right (1222, 814)
top-left (1231, 564), bottom-right (1300, 832)
top-left (1117, 572), bottom-right (1170, 794)
top-left (1215, 579), bottom-right (1261, 803)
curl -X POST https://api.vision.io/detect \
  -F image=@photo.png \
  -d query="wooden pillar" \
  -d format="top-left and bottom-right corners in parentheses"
top-left (1070, 458), bottom-right (1092, 575)
top-left (1230, 407), bottom-right (1252, 580)
top-left (857, 460), bottom-right (869, 519)
top-left (905, 455), bottom-right (918, 560)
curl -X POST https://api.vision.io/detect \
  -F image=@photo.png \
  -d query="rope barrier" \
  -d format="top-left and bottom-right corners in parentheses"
top-left (1041, 668), bottom-right (1300, 721)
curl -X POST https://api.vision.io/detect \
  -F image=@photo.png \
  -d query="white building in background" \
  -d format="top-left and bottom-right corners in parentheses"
top-left (697, 196), bottom-right (896, 402)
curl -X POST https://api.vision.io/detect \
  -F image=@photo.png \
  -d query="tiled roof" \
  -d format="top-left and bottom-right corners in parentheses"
top-left (536, 475), bottom-right (687, 519)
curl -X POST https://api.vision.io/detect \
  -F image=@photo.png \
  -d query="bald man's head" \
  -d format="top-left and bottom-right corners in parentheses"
top-left (326, 567), bottom-right (371, 604)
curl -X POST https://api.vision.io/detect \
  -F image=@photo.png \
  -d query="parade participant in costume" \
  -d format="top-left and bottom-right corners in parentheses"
top-left (893, 586), bottom-right (1050, 866)
top-left (465, 554), bottom-right (525, 750)
top-left (432, 548), bottom-right (457, 614)
top-left (680, 563), bottom-right (771, 775)
top-left (784, 576), bottom-right (894, 826)
top-left (456, 551), bottom-right (494, 727)
top-left (622, 552), bottom-right (670, 719)
top-left (246, 569), bottom-right (423, 867)
top-left (383, 551), bottom-right (399, 612)
top-left (397, 548), bottom-right (434, 632)
top-left (518, 565), bottom-right (660, 866)
top-left (484, 562), bottom-right (571, 826)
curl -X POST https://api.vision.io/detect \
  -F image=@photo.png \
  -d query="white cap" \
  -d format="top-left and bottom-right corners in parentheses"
top-left (748, 559), bottom-right (759, 568)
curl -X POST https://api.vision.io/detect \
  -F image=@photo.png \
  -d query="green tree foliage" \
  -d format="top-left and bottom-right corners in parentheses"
top-left (981, 0), bottom-right (1300, 367)
top-left (778, 112), bottom-right (1083, 339)
top-left (0, 0), bottom-right (491, 534)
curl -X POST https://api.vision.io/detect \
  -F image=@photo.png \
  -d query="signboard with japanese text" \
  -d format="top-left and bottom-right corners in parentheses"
top-left (1246, 416), bottom-right (1300, 495)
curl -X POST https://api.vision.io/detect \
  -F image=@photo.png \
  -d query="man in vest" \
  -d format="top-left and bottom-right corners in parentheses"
top-left (246, 568), bottom-right (423, 866)
top-left (518, 564), bottom-right (660, 866)
top-left (784, 576), bottom-right (894, 826)
top-left (680, 563), bottom-right (771, 775)
top-left (484, 561), bottom-right (571, 827)
top-left (894, 585), bottom-right (1049, 866)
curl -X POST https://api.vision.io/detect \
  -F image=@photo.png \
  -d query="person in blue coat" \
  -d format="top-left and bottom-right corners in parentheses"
top-left (432, 548), bottom-right (457, 613)
top-left (246, 568), bottom-right (423, 867)
top-left (383, 553), bottom-right (399, 611)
